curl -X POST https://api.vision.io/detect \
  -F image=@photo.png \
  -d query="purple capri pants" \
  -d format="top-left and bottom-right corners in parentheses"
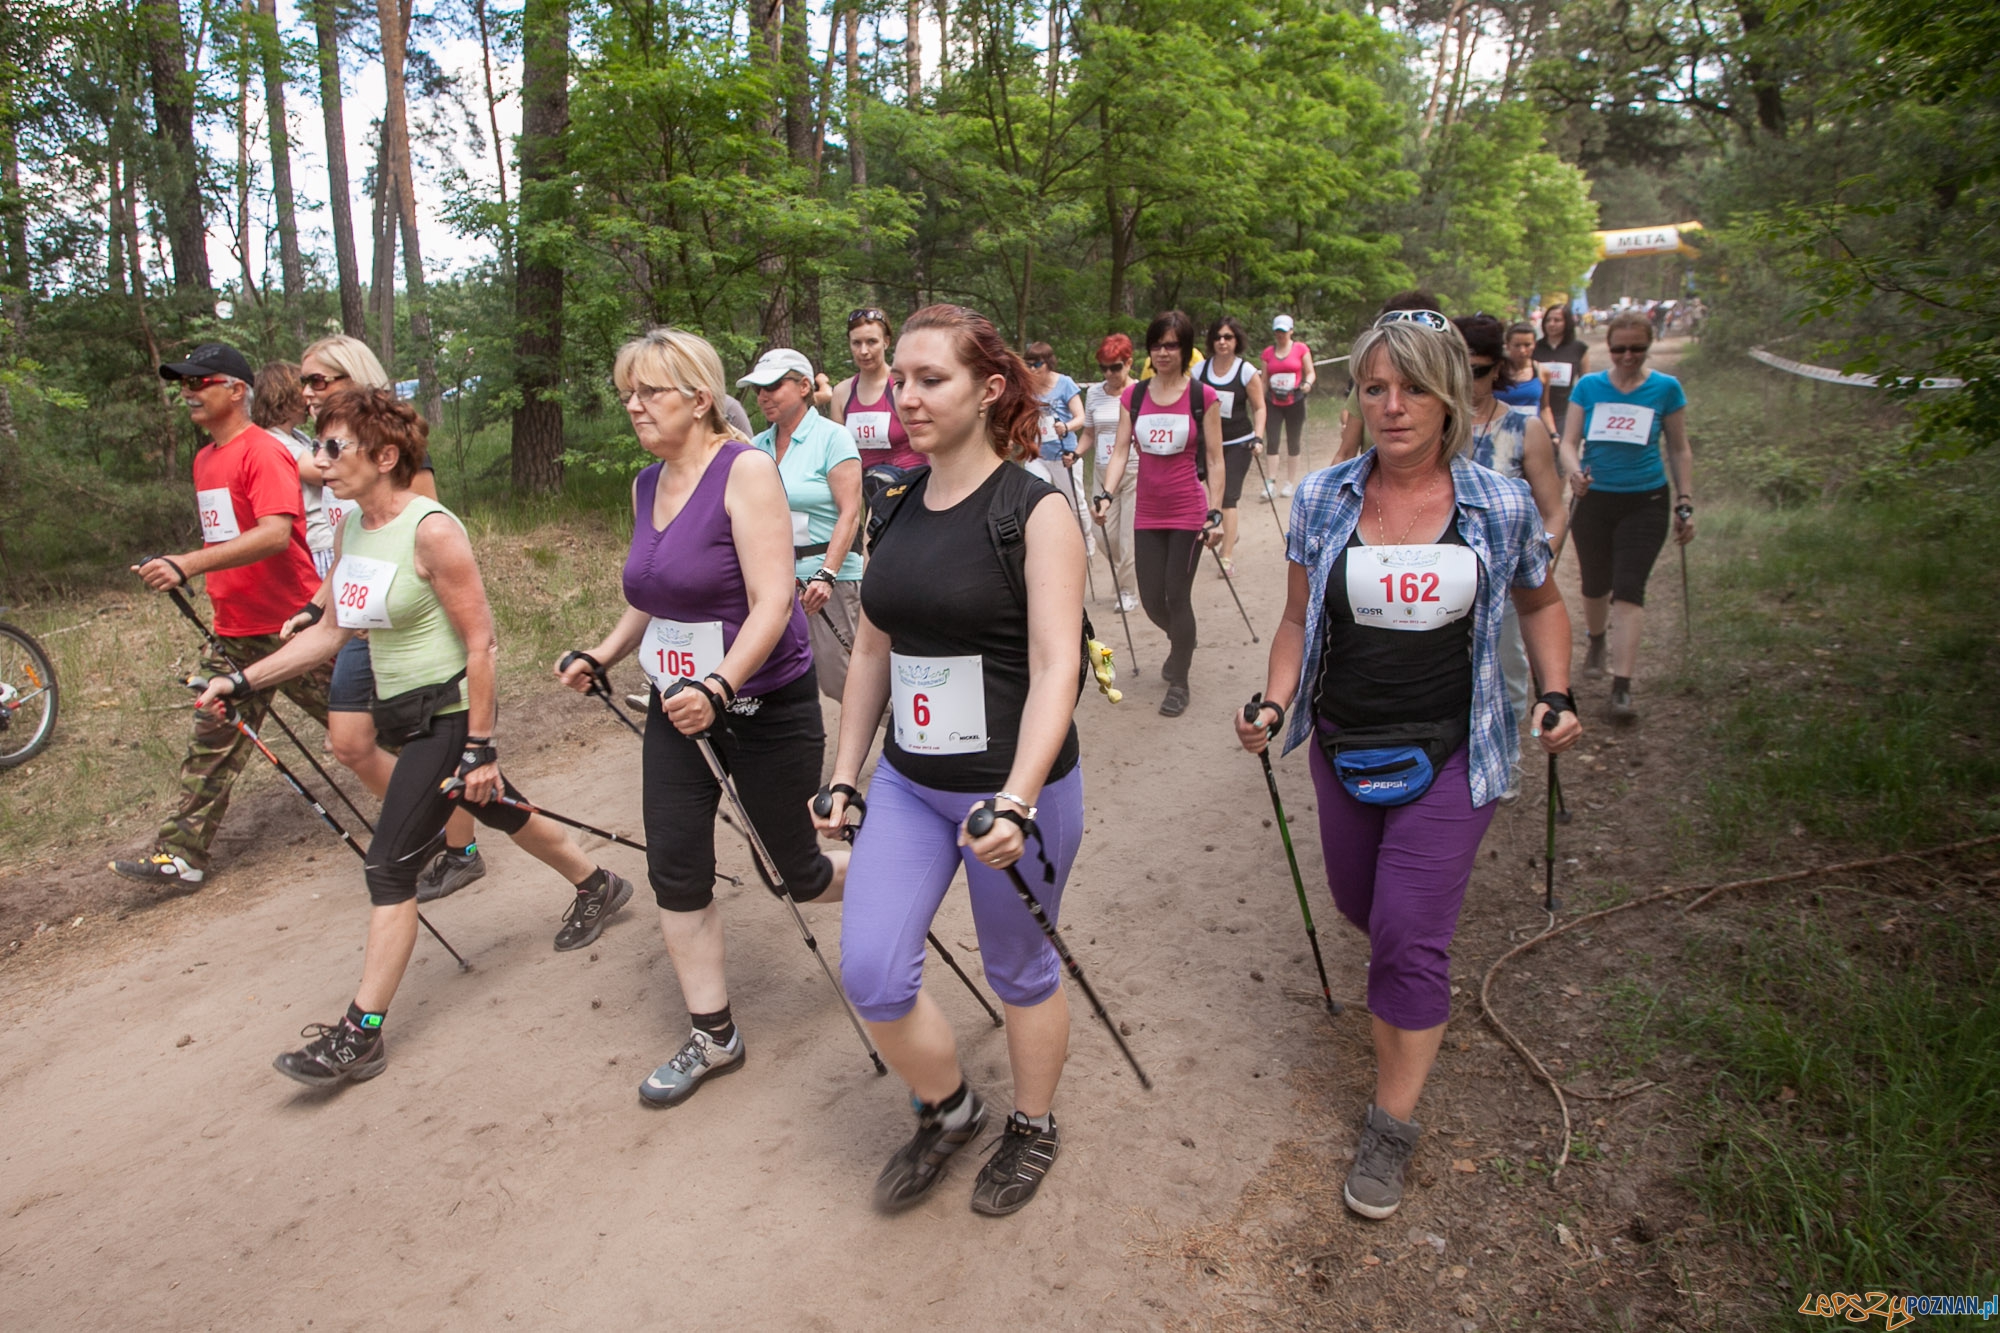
top-left (1307, 740), bottom-right (1496, 1030)
top-left (840, 760), bottom-right (1085, 1023)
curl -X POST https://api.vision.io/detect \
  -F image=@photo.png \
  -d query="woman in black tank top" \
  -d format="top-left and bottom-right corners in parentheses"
top-left (812, 303), bottom-right (1089, 1217)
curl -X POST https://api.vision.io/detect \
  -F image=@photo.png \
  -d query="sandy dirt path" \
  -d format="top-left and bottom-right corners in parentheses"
top-left (1, 438), bottom-right (1367, 1329)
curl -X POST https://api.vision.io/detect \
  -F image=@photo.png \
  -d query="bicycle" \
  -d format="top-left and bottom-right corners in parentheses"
top-left (0, 611), bottom-right (59, 768)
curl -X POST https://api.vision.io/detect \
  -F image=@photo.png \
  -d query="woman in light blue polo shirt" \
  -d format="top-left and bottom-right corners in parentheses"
top-left (742, 348), bottom-right (866, 702)
top-left (1558, 311), bottom-right (1695, 720)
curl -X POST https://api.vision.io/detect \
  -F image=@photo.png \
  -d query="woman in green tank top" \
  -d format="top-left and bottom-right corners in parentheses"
top-left (196, 388), bottom-right (633, 1089)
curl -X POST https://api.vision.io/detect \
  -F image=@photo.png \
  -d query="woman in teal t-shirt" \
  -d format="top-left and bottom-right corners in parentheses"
top-left (1558, 311), bottom-right (1695, 720)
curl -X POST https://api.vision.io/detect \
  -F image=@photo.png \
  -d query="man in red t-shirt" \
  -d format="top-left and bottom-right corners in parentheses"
top-left (113, 342), bottom-right (332, 892)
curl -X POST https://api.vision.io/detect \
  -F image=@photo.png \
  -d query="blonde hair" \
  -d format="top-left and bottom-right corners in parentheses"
top-left (1347, 319), bottom-right (1474, 464)
top-left (301, 334), bottom-right (392, 391)
top-left (612, 327), bottom-right (749, 441)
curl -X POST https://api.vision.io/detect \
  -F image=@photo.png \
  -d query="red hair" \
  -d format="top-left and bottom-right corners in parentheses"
top-left (902, 304), bottom-right (1039, 463)
top-left (1097, 333), bottom-right (1133, 364)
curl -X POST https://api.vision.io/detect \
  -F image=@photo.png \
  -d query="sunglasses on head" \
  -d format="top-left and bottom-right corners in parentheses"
top-left (1608, 343), bottom-right (1649, 355)
top-left (299, 372), bottom-right (349, 392)
top-left (847, 308), bottom-right (888, 327)
top-left (311, 436), bottom-right (359, 461)
top-left (1374, 309), bottom-right (1450, 332)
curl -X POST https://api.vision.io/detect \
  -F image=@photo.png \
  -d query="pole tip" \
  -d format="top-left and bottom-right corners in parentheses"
top-left (870, 1054), bottom-right (888, 1076)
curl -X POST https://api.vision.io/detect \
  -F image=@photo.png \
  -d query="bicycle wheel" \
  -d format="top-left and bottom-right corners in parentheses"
top-left (0, 621), bottom-right (59, 768)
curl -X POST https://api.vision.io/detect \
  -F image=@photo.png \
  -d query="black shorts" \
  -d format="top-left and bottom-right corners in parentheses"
top-left (1571, 486), bottom-right (1670, 606)
top-left (365, 710), bottom-right (532, 906)
top-left (1221, 442), bottom-right (1257, 507)
top-left (642, 670), bottom-right (833, 912)
top-left (328, 636), bottom-right (375, 712)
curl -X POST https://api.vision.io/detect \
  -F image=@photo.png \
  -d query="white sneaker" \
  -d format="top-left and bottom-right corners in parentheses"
top-left (1117, 592), bottom-right (1139, 613)
top-left (1261, 478), bottom-right (1276, 498)
top-left (1280, 482), bottom-right (1295, 497)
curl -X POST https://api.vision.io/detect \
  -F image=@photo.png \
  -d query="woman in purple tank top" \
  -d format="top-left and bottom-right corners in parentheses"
top-left (557, 327), bottom-right (842, 1110)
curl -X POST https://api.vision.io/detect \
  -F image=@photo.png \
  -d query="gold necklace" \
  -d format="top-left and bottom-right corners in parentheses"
top-left (1373, 467), bottom-right (1443, 545)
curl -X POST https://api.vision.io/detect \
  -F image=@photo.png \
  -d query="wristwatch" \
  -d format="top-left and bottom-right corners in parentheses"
top-left (807, 568), bottom-right (837, 586)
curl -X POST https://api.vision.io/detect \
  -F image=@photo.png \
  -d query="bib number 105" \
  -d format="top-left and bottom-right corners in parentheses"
top-left (654, 648), bottom-right (700, 680)
top-left (1378, 572), bottom-right (1440, 604)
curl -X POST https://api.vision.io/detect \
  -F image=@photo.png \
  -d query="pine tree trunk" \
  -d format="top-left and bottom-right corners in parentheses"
top-left (370, 132), bottom-right (397, 371)
top-left (311, 0), bottom-right (365, 338)
top-left (256, 0), bottom-right (305, 342)
top-left (377, 0), bottom-right (439, 417)
top-left (473, 0), bottom-right (511, 268)
top-left (234, 20), bottom-right (259, 306)
top-left (750, 0), bottom-right (790, 346)
top-left (139, 0), bottom-right (214, 303)
top-left (906, 0), bottom-right (921, 103)
top-left (510, 0), bottom-right (568, 495)
top-left (784, 0), bottom-right (813, 165)
top-left (845, 6), bottom-right (867, 190)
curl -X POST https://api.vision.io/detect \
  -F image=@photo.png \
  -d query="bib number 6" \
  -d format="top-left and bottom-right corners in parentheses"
top-left (911, 693), bottom-right (930, 727)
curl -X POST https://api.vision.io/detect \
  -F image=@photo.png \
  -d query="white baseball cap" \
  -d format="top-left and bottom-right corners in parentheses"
top-left (1272, 314), bottom-right (1295, 332)
top-left (738, 348), bottom-right (815, 388)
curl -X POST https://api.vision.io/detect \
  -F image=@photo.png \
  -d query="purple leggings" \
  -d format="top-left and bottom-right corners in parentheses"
top-left (839, 760), bottom-right (1085, 1023)
top-left (1307, 740), bottom-right (1495, 1030)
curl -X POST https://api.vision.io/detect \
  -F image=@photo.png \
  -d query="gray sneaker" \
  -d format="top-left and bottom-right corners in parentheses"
top-left (875, 1089), bottom-right (989, 1212)
top-left (415, 847), bottom-right (486, 904)
top-left (638, 1027), bottom-right (745, 1108)
top-left (1609, 683), bottom-right (1638, 720)
top-left (1583, 636), bottom-right (1607, 678)
top-left (1343, 1103), bottom-right (1422, 1219)
top-left (553, 870), bottom-right (632, 952)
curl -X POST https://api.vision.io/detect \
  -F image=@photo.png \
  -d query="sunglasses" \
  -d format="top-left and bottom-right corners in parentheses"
top-left (179, 374), bottom-right (235, 391)
top-left (1608, 344), bottom-right (1649, 355)
top-left (299, 372), bottom-right (349, 392)
top-left (1026, 358), bottom-right (1046, 368)
top-left (1149, 341), bottom-right (1182, 352)
top-left (311, 436), bottom-right (359, 461)
top-left (1098, 361), bottom-right (1127, 371)
top-left (1470, 361), bottom-right (1498, 379)
top-left (1375, 309), bottom-right (1450, 332)
top-left (847, 308), bottom-right (888, 327)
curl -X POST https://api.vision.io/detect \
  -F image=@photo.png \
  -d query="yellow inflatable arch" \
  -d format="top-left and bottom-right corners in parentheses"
top-left (1593, 222), bottom-right (1704, 260)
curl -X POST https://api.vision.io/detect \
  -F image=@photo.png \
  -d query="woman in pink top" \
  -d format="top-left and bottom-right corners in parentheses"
top-left (828, 306), bottom-right (925, 470)
top-left (1091, 309), bottom-right (1223, 717)
top-left (1259, 314), bottom-right (1316, 495)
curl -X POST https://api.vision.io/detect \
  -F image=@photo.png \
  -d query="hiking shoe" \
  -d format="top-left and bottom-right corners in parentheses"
top-left (1280, 482), bottom-right (1295, 497)
top-left (1343, 1103), bottom-right (1422, 1219)
top-left (1116, 592), bottom-right (1139, 613)
top-left (273, 1019), bottom-right (387, 1088)
top-left (554, 871), bottom-right (632, 952)
top-left (1609, 684), bottom-right (1638, 720)
top-left (971, 1111), bottom-right (1061, 1216)
top-left (874, 1089), bottom-right (989, 1213)
top-left (638, 1027), bottom-right (745, 1107)
top-left (625, 692), bottom-right (650, 711)
top-left (415, 846), bottom-right (486, 904)
top-left (1583, 636), bottom-right (1607, 678)
top-left (1159, 683), bottom-right (1190, 718)
top-left (110, 851), bottom-right (205, 894)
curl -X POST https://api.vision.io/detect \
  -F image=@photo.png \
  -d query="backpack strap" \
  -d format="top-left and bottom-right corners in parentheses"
top-left (863, 463), bottom-right (929, 554)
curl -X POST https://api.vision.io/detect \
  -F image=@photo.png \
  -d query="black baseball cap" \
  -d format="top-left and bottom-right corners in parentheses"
top-left (159, 342), bottom-right (256, 385)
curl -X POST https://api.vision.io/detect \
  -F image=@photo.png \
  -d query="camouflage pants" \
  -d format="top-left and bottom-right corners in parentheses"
top-left (156, 634), bottom-right (334, 869)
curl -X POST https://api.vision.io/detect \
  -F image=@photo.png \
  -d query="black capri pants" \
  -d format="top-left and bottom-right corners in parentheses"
top-left (1571, 485), bottom-right (1671, 606)
top-left (1220, 442), bottom-right (1257, 507)
top-left (643, 669), bottom-right (834, 912)
top-left (1269, 399), bottom-right (1307, 456)
top-left (366, 710), bottom-right (532, 906)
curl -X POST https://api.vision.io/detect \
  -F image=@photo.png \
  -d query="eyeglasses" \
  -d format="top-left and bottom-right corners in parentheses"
top-left (180, 375), bottom-right (234, 391)
top-left (1607, 344), bottom-right (1649, 356)
top-left (299, 372), bottom-right (349, 392)
top-left (847, 308), bottom-right (888, 327)
top-left (1150, 341), bottom-right (1182, 352)
top-left (621, 383), bottom-right (682, 404)
top-left (311, 436), bottom-right (358, 461)
top-left (1469, 361), bottom-right (1498, 379)
top-left (1375, 309), bottom-right (1450, 332)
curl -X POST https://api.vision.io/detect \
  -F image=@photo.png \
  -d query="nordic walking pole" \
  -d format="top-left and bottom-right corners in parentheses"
top-left (1095, 513), bottom-right (1141, 677)
top-left (561, 651), bottom-right (646, 739)
top-left (1206, 539), bottom-right (1260, 643)
top-left (1242, 696), bottom-right (1339, 1016)
top-left (964, 803), bottom-right (1151, 1088)
top-left (1675, 501), bottom-right (1694, 646)
top-left (812, 785), bottom-right (1004, 1029)
top-left (159, 582), bottom-right (376, 834)
top-left (1545, 756), bottom-right (1563, 913)
top-left (664, 680), bottom-right (888, 1076)
top-left (184, 680), bottom-right (470, 971)
top-left (1250, 447), bottom-right (1288, 544)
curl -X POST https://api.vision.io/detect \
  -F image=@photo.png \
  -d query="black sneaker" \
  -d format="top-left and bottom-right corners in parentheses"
top-left (1583, 636), bottom-right (1607, 678)
top-left (109, 851), bottom-right (205, 895)
top-left (1159, 683), bottom-right (1190, 717)
top-left (971, 1111), bottom-right (1061, 1216)
top-left (874, 1089), bottom-right (988, 1213)
top-left (415, 846), bottom-right (486, 904)
top-left (273, 1019), bottom-right (387, 1088)
top-left (1609, 683), bottom-right (1638, 720)
top-left (553, 871), bottom-right (632, 952)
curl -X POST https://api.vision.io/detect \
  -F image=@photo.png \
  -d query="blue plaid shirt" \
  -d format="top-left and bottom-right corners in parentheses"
top-left (1281, 453), bottom-right (1552, 808)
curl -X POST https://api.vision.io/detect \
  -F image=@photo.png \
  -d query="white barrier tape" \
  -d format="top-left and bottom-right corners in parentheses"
top-left (1749, 346), bottom-right (1963, 390)
top-left (1313, 355), bottom-right (1350, 367)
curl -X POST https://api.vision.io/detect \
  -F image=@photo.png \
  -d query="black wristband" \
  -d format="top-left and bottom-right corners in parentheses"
top-left (1204, 508), bottom-right (1223, 530)
top-left (296, 601), bottom-right (324, 627)
top-left (142, 553), bottom-right (189, 586)
top-left (807, 569), bottom-right (837, 587)
top-left (703, 671), bottom-right (736, 703)
top-left (560, 649), bottom-right (604, 678)
top-left (1094, 491), bottom-right (1112, 506)
top-left (1535, 690), bottom-right (1576, 727)
top-left (1244, 695), bottom-right (1285, 737)
top-left (456, 742), bottom-right (498, 779)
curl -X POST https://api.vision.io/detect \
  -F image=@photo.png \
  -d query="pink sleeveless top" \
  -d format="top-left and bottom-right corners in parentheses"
top-left (1260, 342), bottom-right (1311, 406)
top-left (1127, 380), bottom-right (1215, 531)
top-left (844, 379), bottom-right (924, 470)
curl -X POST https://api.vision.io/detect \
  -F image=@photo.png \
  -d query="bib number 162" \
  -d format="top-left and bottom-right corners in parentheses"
top-left (1378, 572), bottom-right (1440, 603)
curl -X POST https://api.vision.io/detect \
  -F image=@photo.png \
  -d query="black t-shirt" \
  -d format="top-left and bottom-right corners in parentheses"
top-left (1534, 337), bottom-right (1588, 426)
top-left (863, 462), bottom-right (1082, 792)
top-left (1313, 524), bottom-right (1476, 730)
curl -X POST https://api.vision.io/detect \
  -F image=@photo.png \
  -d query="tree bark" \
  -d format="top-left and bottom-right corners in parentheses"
top-left (369, 132), bottom-right (396, 370)
top-left (845, 5), bottom-right (867, 191)
top-left (906, 0), bottom-right (921, 103)
top-left (139, 0), bottom-right (214, 303)
top-left (1735, 2), bottom-right (1787, 137)
top-left (233, 13), bottom-right (259, 306)
top-left (311, 0), bottom-right (365, 337)
top-left (749, 0), bottom-right (790, 345)
top-left (511, 0), bottom-right (568, 495)
top-left (472, 0), bottom-right (511, 267)
top-left (783, 0), bottom-right (814, 165)
top-left (376, 0), bottom-right (440, 417)
top-left (1419, 0), bottom-right (1465, 143)
top-left (256, 0), bottom-right (306, 341)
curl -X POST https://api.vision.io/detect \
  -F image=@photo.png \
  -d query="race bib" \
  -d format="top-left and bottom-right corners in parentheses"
top-left (1345, 544), bottom-right (1479, 631)
top-left (1587, 402), bottom-right (1656, 446)
top-left (890, 653), bottom-right (987, 755)
top-left (1542, 361), bottom-right (1573, 388)
top-left (331, 554), bottom-right (397, 630)
top-left (1038, 411), bottom-right (1058, 443)
top-left (1213, 389), bottom-right (1236, 420)
top-left (641, 618), bottom-right (726, 694)
top-left (847, 410), bottom-right (893, 448)
top-left (197, 487), bottom-right (241, 544)
top-left (790, 511), bottom-right (812, 546)
top-left (1269, 372), bottom-right (1298, 394)
top-left (1136, 411), bottom-right (1192, 456)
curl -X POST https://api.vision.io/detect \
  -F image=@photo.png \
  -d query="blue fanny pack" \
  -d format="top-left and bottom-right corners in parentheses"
top-left (1316, 719), bottom-right (1467, 807)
